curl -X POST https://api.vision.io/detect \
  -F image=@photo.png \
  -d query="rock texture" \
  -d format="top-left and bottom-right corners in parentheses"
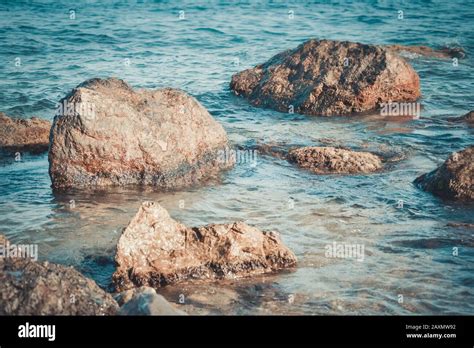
top-left (0, 112), bottom-right (51, 154)
top-left (117, 287), bottom-right (186, 315)
top-left (230, 39), bottom-right (420, 116)
top-left (385, 45), bottom-right (466, 59)
top-left (113, 202), bottom-right (297, 291)
top-left (287, 146), bottom-right (383, 174)
top-left (0, 234), bottom-right (118, 315)
top-left (414, 146), bottom-right (473, 201)
top-left (49, 78), bottom-right (232, 188)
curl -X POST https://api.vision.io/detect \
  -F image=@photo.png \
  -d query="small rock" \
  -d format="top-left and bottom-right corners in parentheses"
top-left (446, 222), bottom-right (474, 229)
top-left (230, 39), bottom-right (420, 116)
top-left (0, 234), bottom-right (118, 315)
top-left (414, 146), bottom-right (473, 201)
top-left (385, 44), bottom-right (466, 59)
top-left (113, 202), bottom-right (297, 291)
top-left (452, 110), bottom-right (474, 126)
top-left (0, 112), bottom-right (51, 154)
top-left (114, 288), bottom-right (136, 306)
top-left (462, 111), bottom-right (474, 124)
top-left (287, 146), bottom-right (382, 174)
top-left (117, 287), bottom-right (187, 315)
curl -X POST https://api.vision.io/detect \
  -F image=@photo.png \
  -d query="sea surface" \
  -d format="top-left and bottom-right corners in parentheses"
top-left (0, 0), bottom-right (473, 314)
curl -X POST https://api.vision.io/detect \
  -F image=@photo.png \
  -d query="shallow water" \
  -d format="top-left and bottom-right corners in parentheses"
top-left (0, 0), bottom-right (473, 315)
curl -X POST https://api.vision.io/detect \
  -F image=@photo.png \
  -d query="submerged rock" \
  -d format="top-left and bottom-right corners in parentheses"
top-left (49, 78), bottom-right (232, 189)
top-left (288, 146), bottom-right (383, 174)
top-left (454, 110), bottom-right (474, 126)
top-left (414, 146), bottom-right (473, 201)
top-left (0, 112), bottom-right (51, 154)
top-left (446, 222), bottom-right (474, 229)
top-left (230, 39), bottom-right (420, 116)
top-left (0, 234), bottom-right (118, 315)
top-left (385, 44), bottom-right (466, 59)
top-left (117, 287), bottom-right (186, 315)
top-left (113, 202), bottom-right (297, 291)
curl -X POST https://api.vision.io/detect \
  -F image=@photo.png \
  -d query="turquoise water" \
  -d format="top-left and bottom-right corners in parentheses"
top-left (0, 0), bottom-right (473, 314)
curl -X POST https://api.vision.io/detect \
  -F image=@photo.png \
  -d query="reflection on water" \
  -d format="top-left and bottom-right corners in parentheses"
top-left (0, 0), bottom-right (473, 314)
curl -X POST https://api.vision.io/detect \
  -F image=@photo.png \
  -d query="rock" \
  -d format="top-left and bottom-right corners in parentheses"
top-left (113, 202), bottom-right (297, 291)
top-left (49, 78), bottom-right (232, 188)
top-left (0, 112), bottom-right (51, 154)
top-left (255, 142), bottom-right (289, 160)
top-left (114, 288), bottom-right (137, 306)
top-left (117, 287), bottom-right (186, 315)
top-left (446, 222), bottom-right (474, 229)
top-left (414, 146), bottom-right (473, 201)
top-left (230, 39), bottom-right (420, 116)
top-left (385, 44), bottom-right (466, 59)
top-left (453, 110), bottom-right (474, 126)
top-left (0, 234), bottom-right (118, 315)
top-left (287, 146), bottom-right (383, 174)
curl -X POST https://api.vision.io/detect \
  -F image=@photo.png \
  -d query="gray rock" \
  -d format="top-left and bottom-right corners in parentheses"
top-left (385, 44), bottom-right (466, 59)
top-left (117, 287), bottom-right (187, 315)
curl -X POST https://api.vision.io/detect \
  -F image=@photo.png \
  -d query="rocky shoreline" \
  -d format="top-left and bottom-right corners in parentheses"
top-left (0, 38), bottom-right (472, 315)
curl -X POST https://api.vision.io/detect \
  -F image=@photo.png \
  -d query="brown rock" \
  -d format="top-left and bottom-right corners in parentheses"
top-left (414, 146), bottom-right (474, 201)
top-left (287, 146), bottom-right (382, 174)
top-left (230, 39), bottom-right (420, 116)
top-left (385, 44), bottom-right (466, 59)
top-left (0, 234), bottom-right (118, 315)
top-left (113, 202), bottom-right (297, 291)
top-left (0, 112), bottom-right (51, 154)
top-left (49, 78), bottom-right (232, 188)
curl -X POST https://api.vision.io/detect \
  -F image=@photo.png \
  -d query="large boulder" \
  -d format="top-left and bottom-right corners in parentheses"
top-left (49, 78), bottom-right (232, 188)
top-left (287, 146), bottom-right (382, 174)
top-left (414, 146), bottom-right (473, 201)
top-left (0, 234), bottom-right (118, 315)
top-left (113, 202), bottom-right (297, 291)
top-left (230, 39), bottom-right (420, 116)
top-left (0, 112), bottom-right (51, 154)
